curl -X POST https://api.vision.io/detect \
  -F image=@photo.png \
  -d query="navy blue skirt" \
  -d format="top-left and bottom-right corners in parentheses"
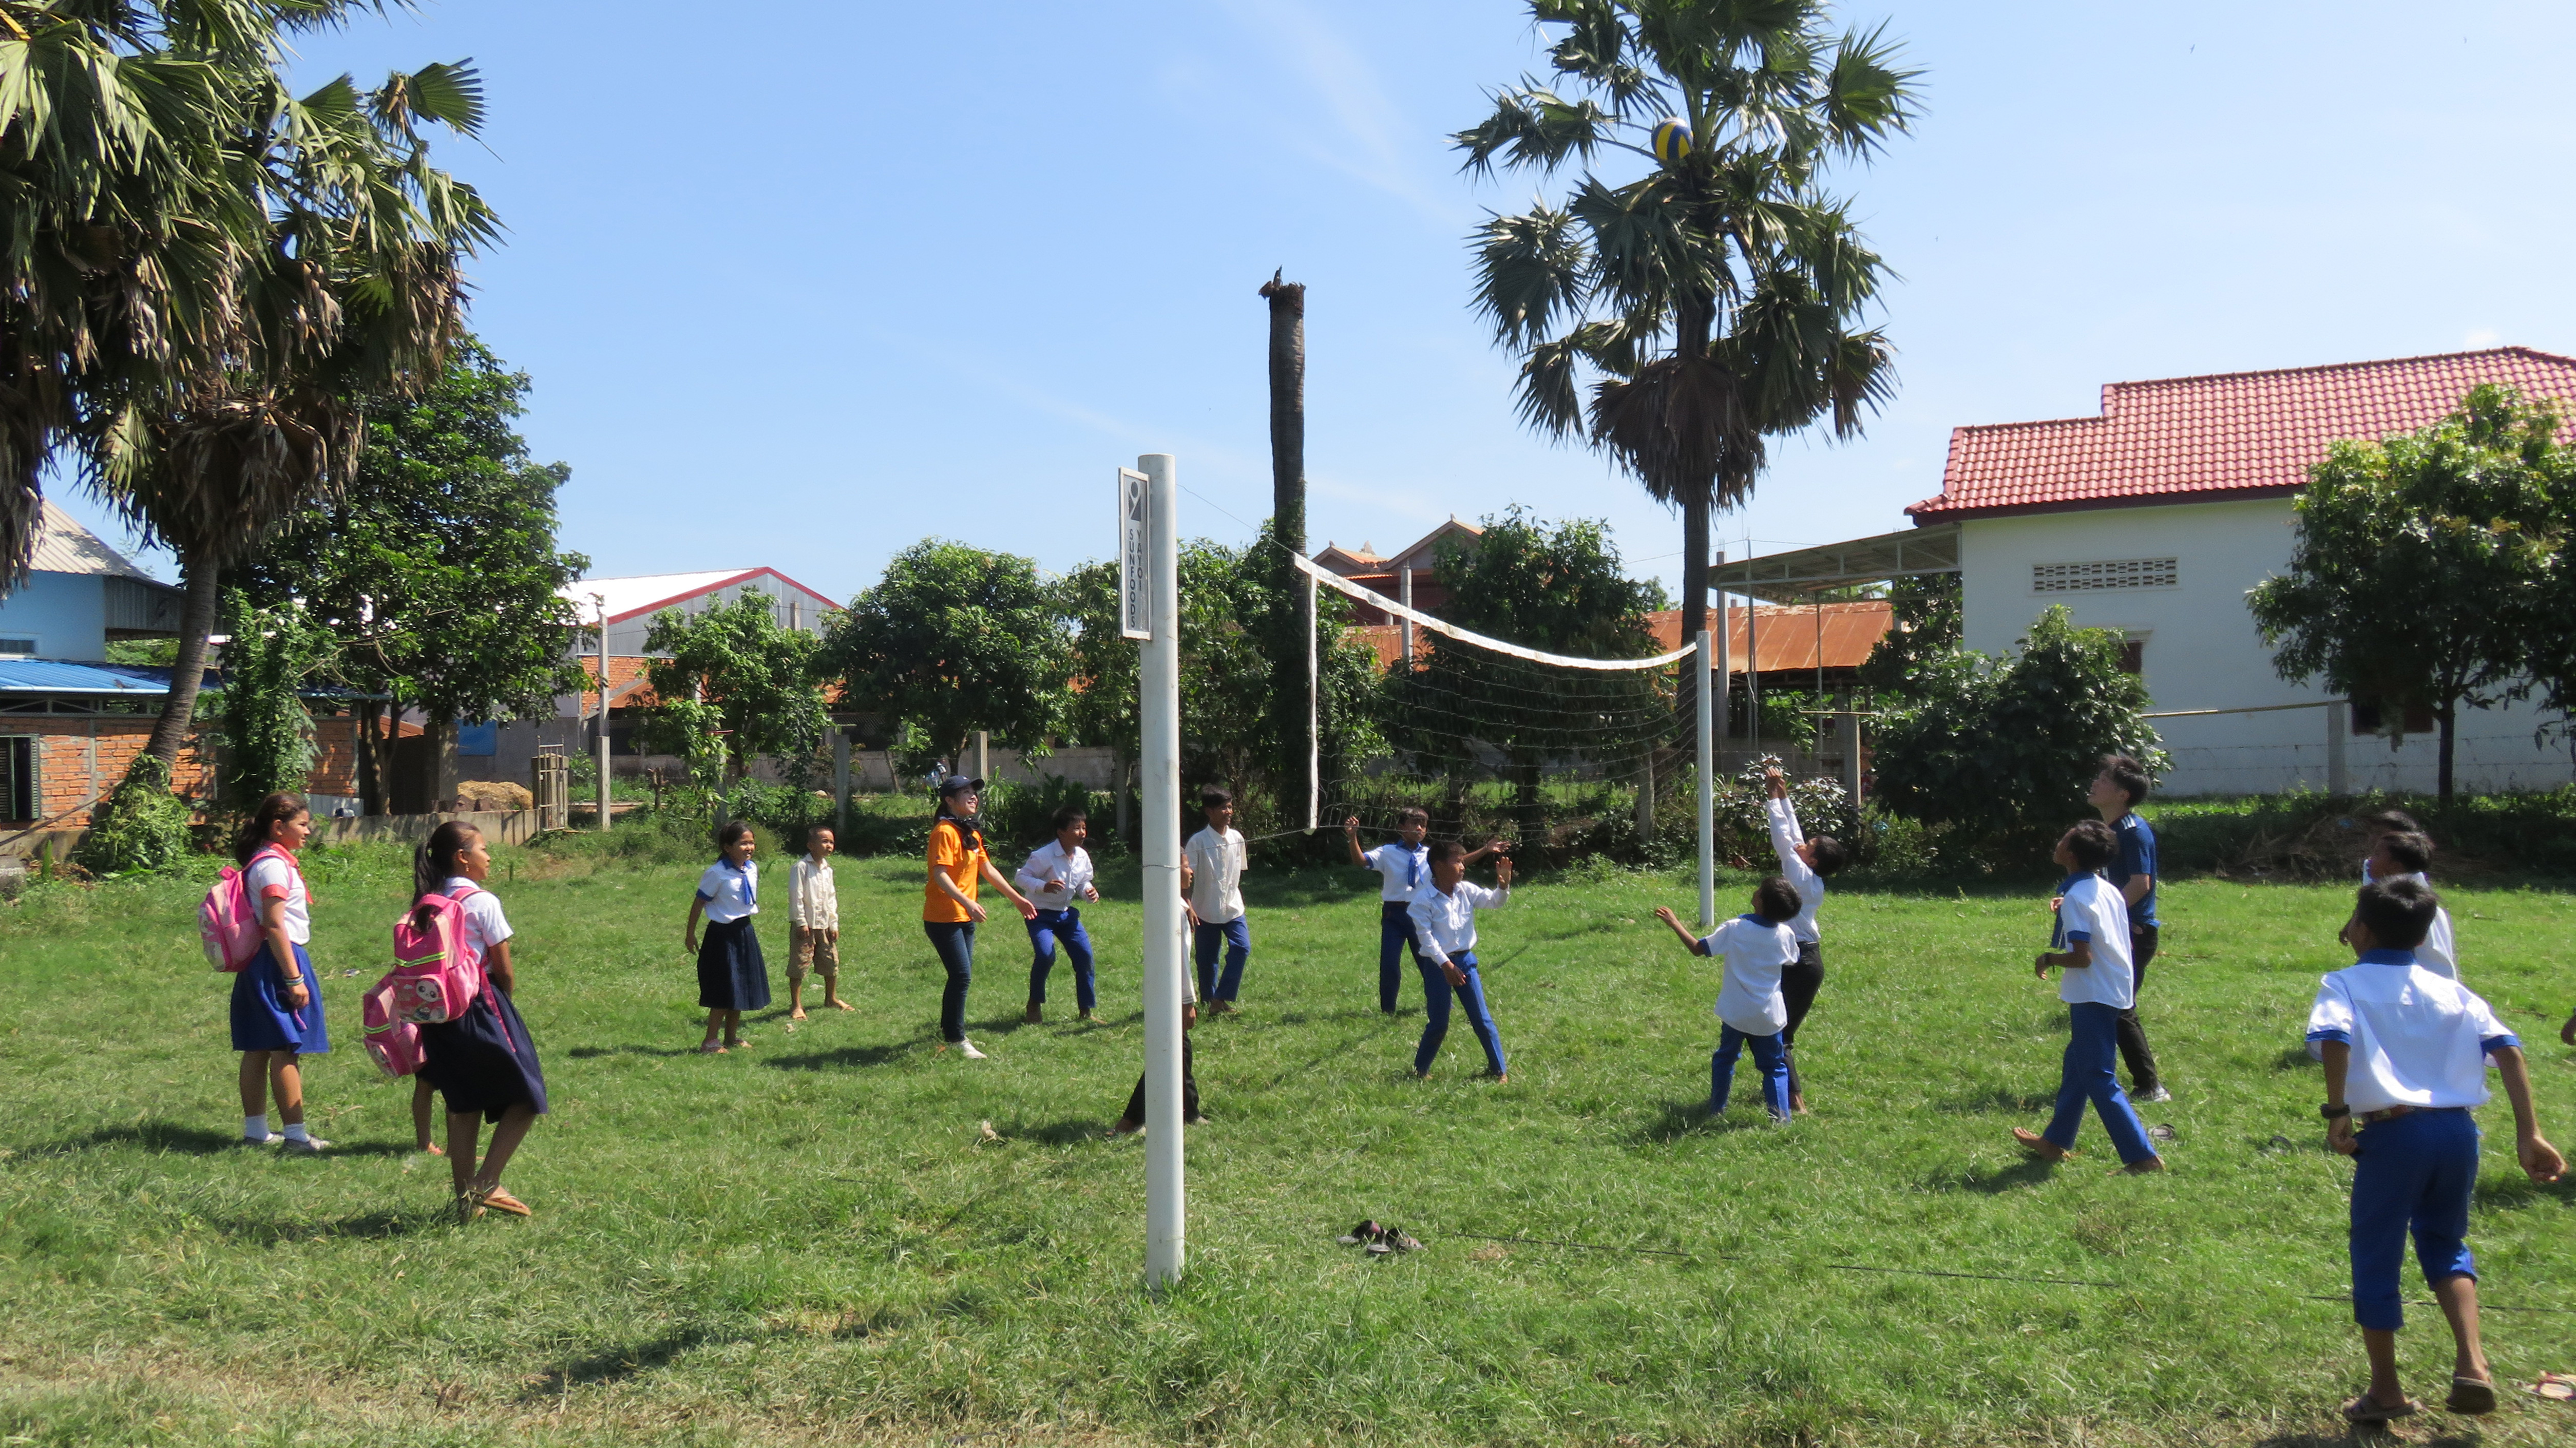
top-left (228, 942), bottom-right (330, 1054)
top-left (419, 986), bottom-right (547, 1123)
top-left (696, 916), bottom-right (772, 1011)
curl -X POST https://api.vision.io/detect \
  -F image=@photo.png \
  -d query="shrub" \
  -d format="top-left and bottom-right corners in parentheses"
top-left (72, 754), bottom-right (194, 877)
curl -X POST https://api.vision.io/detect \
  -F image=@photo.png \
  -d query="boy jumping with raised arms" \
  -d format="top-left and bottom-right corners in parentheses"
top-left (1760, 768), bottom-right (1848, 1113)
top-left (1345, 809), bottom-right (1503, 1015)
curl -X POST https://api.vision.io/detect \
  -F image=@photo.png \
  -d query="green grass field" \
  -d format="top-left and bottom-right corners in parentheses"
top-left (2, 832), bottom-right (2571, 1446)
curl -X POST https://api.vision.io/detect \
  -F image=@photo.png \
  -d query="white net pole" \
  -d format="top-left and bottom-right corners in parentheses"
top-left (1138, 453), bottom-right (1185, 1291)
top-left (1305, 568), bottom-right (1318, 834)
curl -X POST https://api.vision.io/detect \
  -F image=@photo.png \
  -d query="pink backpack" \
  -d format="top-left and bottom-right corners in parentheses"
top-left (378, 888), bottom-right (486, 1025)
top-left (200, 846), bottom-right (296, 971)
top-left (360, 984), bottom-right (425, 1079)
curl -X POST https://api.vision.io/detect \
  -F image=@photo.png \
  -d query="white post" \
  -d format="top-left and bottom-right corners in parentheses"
top-left (1399, 567), bottom-right (1415, 672)
top-left (595, 597), bottom-right (612, 832)
top-left (1138, 452), bottom-right (1186, 1291)
top-left (1305, 568), bottom-right (1318, 832)
top-left (1696, 629), bottom-right (1715, 931)
top-left (1712, 554), bottom-right (1731, 772)
top-left (2326, 699), bottom-right (2350, 795)
top-left (974, 730), bottom-right (989, 787)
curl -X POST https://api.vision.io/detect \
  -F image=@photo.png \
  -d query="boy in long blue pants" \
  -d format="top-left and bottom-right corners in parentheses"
top-left (1406, 841), bottom-right (1513, 1080)
top-left (2016, 820), bottom-right (2163, 1172)
top-left (1656, 877), bottom-right (1802, 1121)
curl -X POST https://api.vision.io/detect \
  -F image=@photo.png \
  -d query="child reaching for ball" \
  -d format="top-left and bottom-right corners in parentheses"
top-left (1655, 877), bottom-right (1802, 1122)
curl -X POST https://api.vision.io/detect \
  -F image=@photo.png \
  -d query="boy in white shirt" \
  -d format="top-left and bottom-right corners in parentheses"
top-left (1345, 807), bottom-right (1504, 1015)
top-left (2013, 820), bottom-right (2164, 1172)
top-left (1016, 804), bottom-right (1101, 1023)
top-left (2348, 830), bottom-right (2456, 980)
top-left (1761, 768), bottom-right (1849, 1113)
top-left (2308, 876), bottom-right (2563, 1423)
top-left (1405, 841), bottom-right (1515, 1080)
top-left (1181, 788), bottom-right (1250, 1012)
top-left (1655, 876), bottom-right (1802, 1121)
top-left (787, 826), bottom-right (846, 1020)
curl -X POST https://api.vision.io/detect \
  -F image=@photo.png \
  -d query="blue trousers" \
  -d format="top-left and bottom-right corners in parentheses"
top-left (1194, 917), bottom-right (1249, 1002)
top-left (2349, 1108), bottom-right (2479, 1331)
top-left (1415, 951), bottom-right (1506, 1076)
top-left (1025, 907), bottom-right (1096, 1012)
top-left (2042, 1002), bottom-right (2159, 1165)
top-left (1377, 902), bottom-right (1422, 1012)
top-left (925, 921), bottom-right (975, 1043)
top-left (1712, 1024), bottom-right (1792, 1120)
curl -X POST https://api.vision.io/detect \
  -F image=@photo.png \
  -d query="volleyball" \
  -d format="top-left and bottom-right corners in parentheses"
top-left (1650, 117), bottom-right (1692, 164)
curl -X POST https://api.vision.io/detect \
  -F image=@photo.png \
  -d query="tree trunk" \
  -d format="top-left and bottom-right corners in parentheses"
top-left (1260, 271), bottom-right (1311, 833)
top-left (143, 554), bottom-right (221, 771)
top-left (354, 699), bottom-right (388, 815)
top-left (2436, 697), bottom-right (2456, 804)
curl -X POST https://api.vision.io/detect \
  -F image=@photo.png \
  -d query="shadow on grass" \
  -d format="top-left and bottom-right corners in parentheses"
top-left (2254, 1430), bottom-right (2479, 1448)
top-left (1634, 1099), bottom-right (1720, 1143)
top-left (2272, 1045), bottom-right (2320, 1071)
top-left (765, 1043), bottom-right (917, 1072)
top-left (30, 1122), bottom-right (413, 1160)
top-left (1921, 1157), bottom-right (2060, 1195)
top-left (565, 1044), bottom-right (715, 1060)
top-left (533, 1327), bottom-right (717, 1389)
top-left (1934, 1087), bottom-right (2047, 1117)
top-left (208, 1207), bottom-right (433, 1242)
top-left (993, 1118), bottom-right (1110, 1146)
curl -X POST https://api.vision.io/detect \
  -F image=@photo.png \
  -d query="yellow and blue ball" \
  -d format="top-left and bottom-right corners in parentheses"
top-left (1650, 117), bottom-right (1693, 164)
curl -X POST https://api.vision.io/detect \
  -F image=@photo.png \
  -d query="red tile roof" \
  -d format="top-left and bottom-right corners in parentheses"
top-left (1649, 602), bottom-right (1892, 674)
top-left (1906, 347), bottom-right (2576, 524)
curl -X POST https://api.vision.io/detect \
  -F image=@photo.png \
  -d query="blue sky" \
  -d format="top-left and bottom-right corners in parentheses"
top-left (54, 0), bottom-right (2576, 604)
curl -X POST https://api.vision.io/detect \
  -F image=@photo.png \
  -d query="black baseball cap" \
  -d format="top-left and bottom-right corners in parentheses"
top-left (939, 775), bottom-right (985, 796)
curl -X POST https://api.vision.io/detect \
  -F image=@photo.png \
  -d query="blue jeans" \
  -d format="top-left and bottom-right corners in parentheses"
top-left (1026, 907), bottom-right (1096, 1013)
top-left (2042, 1002), bottom-right (2159, 1165)
top-left (2349, 1108), bottom-right (2479, 1330)
top-left (1712, 1024), bottom-right (1791, 1120)
top-left (1415, 951), bottom-right (1505, 1076)
top-left (1378, 902), bottom-right (1422, 1012)
top-left (925, 921), bottom-right (975, 1042)
top-left (1194, 917), bottom-right (1249, 1002)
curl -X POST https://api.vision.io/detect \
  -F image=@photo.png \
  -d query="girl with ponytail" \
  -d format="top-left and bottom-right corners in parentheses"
top-left (228, 792), bottom-right (331, 1151)
top-left (411, 822), bottom-right (548, 1223)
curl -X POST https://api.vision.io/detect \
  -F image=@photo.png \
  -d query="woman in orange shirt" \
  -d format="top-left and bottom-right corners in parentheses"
top-left (924, 775), bottom-right (1037, 1058)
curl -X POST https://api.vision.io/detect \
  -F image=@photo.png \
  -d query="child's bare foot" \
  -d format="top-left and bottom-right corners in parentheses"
top-left (790, 1007), bottom-right (808, 1021)
top-left (418, 1142), bottom-right (445, 1156)
top-left (1491, 1072), bottom-right (1510, 1084)
top-left (698, 1041), bottom-right (727, 1054)
top-left (2011, 1127), bottom-right (2071, 1161)
top-left (830, 999), bottom-right (854, 1012)
top-left (1791, 1094), bottom-right (1810, 1116)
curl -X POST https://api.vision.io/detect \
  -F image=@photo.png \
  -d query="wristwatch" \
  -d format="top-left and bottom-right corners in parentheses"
top-left (2319, 1103), bottom-right (2351, 1119)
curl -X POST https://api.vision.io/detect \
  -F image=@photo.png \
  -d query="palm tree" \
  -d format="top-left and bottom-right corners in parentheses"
top-left (1456, 1), bottom-right (1919, 646)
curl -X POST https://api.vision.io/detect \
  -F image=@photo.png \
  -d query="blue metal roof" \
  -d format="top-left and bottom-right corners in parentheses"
top-left (0, 659), bottom-right (379, 700)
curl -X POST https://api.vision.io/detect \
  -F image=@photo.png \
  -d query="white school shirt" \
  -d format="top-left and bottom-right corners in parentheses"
top-left (2382, 871), bottom-right (2457, 980)
top-left (1697, 915), bottom-right (1798, 1036)
top-left (788, 855), bottom-right (838, 929)
top-left (1185, 826), bottom-right (1246, 924)
top-left (2053, 874), bottom-right (2135, 1009)
top-left (1763, 797), bottom-right (1824, 945)
top-left (440, 877), bottom-right (514, 963)
top-left (2305, 951), bottom-right (2520, 1113)
top-left (1015, 839), bottom-right (1095, 911)
top-left (695, 859), bottom-right (759, 924)
top-left (1407, 880), bottom-right (1506, 967)
top-left (244, 850), bottom-right (310, 945)
top-left (1362, 840), bottom-right (1428, 902)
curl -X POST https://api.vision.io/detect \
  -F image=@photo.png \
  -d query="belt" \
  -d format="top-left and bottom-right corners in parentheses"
top-left (2360, 1104), bottom-right (2469, 1124)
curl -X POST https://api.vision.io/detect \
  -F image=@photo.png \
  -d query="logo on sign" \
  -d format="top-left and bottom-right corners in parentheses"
top-left (1118, 468), bottom-right (1151, 641)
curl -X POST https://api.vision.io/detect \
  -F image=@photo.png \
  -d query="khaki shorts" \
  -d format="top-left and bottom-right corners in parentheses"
top-left (789, 925), bottom-right (838, 976)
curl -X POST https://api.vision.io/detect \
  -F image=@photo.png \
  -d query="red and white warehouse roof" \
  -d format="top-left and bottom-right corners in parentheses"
top-left (1907, 347), bottom-right (2576, 525)
top-left (557, 568), bottom-right (838, 627)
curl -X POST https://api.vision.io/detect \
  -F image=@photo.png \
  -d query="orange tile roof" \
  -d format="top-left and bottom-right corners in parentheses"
top-left (1649, 602), bottom-right (1891, 673)
top-left (1907, 347), bottom-right (2576, 523)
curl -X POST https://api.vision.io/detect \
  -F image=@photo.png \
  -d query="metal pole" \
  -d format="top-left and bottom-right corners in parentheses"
top-left (595, 597), bottom-right (612, 832)
top-left (1696, 628), bottom-right (1715, 930)
top-left (1399, 567), bottom-right (1414, 672)
top-left (1138, 452), bottom-right (1185, 1290)
top-left (1305, 569), bottom-right (1318, 832)
top-left (2326, 699), bottom-right (2349, 795)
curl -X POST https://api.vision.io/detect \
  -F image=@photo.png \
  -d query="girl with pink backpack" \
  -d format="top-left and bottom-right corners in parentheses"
top-left (409, 821), bottom-right (547, 1224)
top-left (226, 793), bottom-right (332, 1153)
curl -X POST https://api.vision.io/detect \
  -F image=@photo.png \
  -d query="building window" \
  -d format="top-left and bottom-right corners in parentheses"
top-left (2348, 698), bottom-right (2435, 736)
top-left (2119, 638), bottom-right (2145, 675)
top-left (0, 636), bottom-right (38, 657)
top-left (2032, 558), bottom-right (2179, 593)
top-left (1, 735), bottom-right (32, 821)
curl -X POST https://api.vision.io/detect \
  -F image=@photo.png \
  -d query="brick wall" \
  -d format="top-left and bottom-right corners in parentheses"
top-left (1, 715), bottom-right (407, 825)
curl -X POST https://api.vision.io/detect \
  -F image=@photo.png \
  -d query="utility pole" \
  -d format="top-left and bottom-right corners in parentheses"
top-left (594, 595), bottom-right (612, 832)
top-left (1260, 270), bottom-right (1312, 832)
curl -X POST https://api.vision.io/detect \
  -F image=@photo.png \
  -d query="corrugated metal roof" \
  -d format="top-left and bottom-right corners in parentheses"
top-left (560, 567), bottom-right (841, 626)
top-left (30, 502), bottom-right (160, 581)
top-left (0, 659), bottom-right (379, 699)
top-left (1647, 602), bottom-right (1893, 673)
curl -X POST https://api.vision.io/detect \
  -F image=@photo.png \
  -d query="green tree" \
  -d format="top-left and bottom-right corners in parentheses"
top-left (1392, 507), bottom-right (1668, 837)
top-left (1871, 606), bottom-right (2166, 854)
top-left (820, 540), bottom-right (1071, 771)
top-left (203, 593), bottom-right (336, 812)
top-left (2248, 384), bottom-right (2566, 803)
top-left (1456, 1), bottom-right (1917, 648)
top-left (1855, 570), bottom-right (1961, 697)
top-left (233, 338), bottom-right (590, 812)
top-left (637, 594), bottom-right (832, 789)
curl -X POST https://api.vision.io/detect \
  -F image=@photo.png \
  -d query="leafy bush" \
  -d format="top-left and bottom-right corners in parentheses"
top-left (1872, 606), bottom-right (2167, 863)
top-left (980, 775), bottom-right (1110, 856)
top-left (71, 754), bottom-right (193, 876)
top-left (2148, 787), bottom-right (2576, 882)
top-left (205, 596), bottom-right (334, 814)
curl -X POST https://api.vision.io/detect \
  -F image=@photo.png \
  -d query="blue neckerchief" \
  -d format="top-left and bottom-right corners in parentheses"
top-left (2048, 871), bottom-right (2092, 950)
top-left (722, 856), bottom-right (754, 909)
top-left (1407, 845), bottom-right (1421, 890)
top-left (2357, 948), bottom-right (2417, 966)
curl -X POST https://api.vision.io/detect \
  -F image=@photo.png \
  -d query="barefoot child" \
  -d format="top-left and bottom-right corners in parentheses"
top-left (1405, 841), bottom-right (1515, 1081)
top-left (2014, 820), bottom-right (2163, 1173)
top-left (412, 822), bottom-right (548, 1223)
top-left (1345, 808), bottom-right (1502, 1015)
top-left (1655, 876), bottom-right (1801, 1121)
top-left (787, 825), bottom-right (847, 1019)
top-left (1760, 768), bottom-right (1848, 1113)
top-left (1182, 788), bottom-right (1249, 1012)
top-left (2310, 877), bottom-right (2564, 1423)
top-left (686, 822), bottom-right (769, 1053)
top-left (1017, 804), bottom-right (1101, 1023)
top-left (230, 793), bottom-right (331, 1152)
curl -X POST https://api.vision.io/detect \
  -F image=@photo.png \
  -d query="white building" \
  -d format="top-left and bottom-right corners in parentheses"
top-left (1716, 348), bottom-right (2576, 796)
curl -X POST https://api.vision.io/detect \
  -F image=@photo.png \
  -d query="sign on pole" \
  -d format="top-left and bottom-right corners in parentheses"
top-left (1118, 467), bottom-right (1152, 641)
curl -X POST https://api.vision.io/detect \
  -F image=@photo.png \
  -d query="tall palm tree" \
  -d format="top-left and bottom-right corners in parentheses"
top-left (1456, 0), bottom-right (1919, 646)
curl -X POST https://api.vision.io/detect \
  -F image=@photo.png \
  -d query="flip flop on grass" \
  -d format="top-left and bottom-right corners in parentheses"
top-left (2341, 1393), bottom-right (2420, 1423)
top-left (2522, 1371), bottom-right (2574, 1402)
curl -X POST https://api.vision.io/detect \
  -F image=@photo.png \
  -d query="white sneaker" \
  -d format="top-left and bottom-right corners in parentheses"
top-left (2135, 1086), bottom-right (2172, 1103)
top-left (957, 1040), bottom-right (987, 1060)
top-left (281, 1135), bottom-right (332, 1154)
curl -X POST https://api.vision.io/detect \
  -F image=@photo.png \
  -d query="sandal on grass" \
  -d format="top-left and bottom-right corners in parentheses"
top-left (2523, 1371), bottom-right (2575, 1402)
top-left (2341, 1393), bottom-right (2420, 1423)
top-left (478, 1187), bottom-right (532, 1218)
top-left (697, 1041), bottom-right (727, 1054)
top-left (2446, 1376), bottom-right (2497, 1415)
